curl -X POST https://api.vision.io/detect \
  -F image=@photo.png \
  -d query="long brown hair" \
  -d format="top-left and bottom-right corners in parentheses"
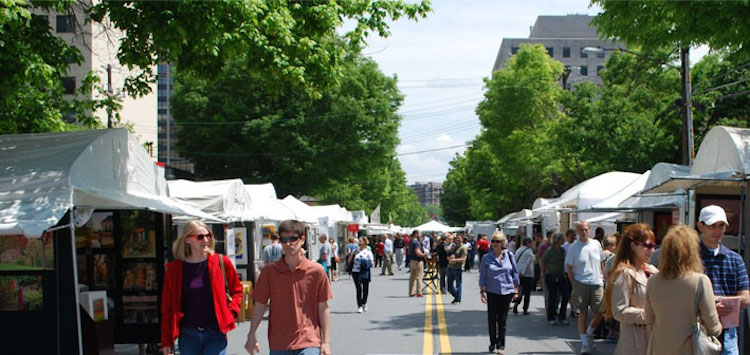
top-left (658, 224), bottom-right (704, 280)
top-left (603, 223), bottom-right (655, 320)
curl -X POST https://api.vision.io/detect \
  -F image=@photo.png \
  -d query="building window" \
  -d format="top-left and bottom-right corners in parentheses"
top-left (511, 47), bottom-right (519, 55)
top-left (62, 77), bottom-right (76, 95)
top-left (546, 47), bottom-right (554, 57)
top-left (56, 15), bottom-right (75, 33)
top-left (563, 47), bottom-right (570, 58)
top-left (580, 66), bottom-right (588, 76)
top-left (158, 109), bottom-right (168, 115)
top-left (158, 95), bottom-right (168, 103)
top-left (597, 66), bottom-right (604, 75)
top-left (580, 48), bottom-right (588, 58)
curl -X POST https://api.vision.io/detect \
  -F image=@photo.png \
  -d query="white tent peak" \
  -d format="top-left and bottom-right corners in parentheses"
top-left (413, 220), bottom-right (454, 233)
top-left (692, 126), bottom-right (750, 176)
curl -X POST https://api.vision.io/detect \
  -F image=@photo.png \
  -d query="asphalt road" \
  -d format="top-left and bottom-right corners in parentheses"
top-left (117, 264), bottom-right (616, 355)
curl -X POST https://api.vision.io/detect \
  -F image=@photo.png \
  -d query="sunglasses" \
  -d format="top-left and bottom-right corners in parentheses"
top-left (280, 236), bottom-right (300, 243)
top-left (638, 242), bottom-right (656, 249)
top-left (491, 240), bottom-right (503, 244)
top-left (190, 233), bottom-right (211, 241)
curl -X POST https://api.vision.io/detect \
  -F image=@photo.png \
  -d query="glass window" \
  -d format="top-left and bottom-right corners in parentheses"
top-left (158, 109), bottom-right (168, 115)
top-left (563, 47), bottom-right (570, 58)
top-left (546, 47), bottom-right (554, 57)
top-left (580, 48), bottom-right (588, 58)
top-left (511, 47), bottom-right (519, 55)
top-left (597, 66), bottom-right (604, 75)
top-left (55, 15), bottom-right (75, 33)
top-left (580, 66), bottom-right (588, 76)
top-left (62, 76), bottom-right (76, 95)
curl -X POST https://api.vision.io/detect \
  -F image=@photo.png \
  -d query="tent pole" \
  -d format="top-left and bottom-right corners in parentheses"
top-left (70, 209), bottom-right (84, 355)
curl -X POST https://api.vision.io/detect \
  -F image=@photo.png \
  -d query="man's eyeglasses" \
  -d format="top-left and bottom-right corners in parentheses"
top-left (190, 234), bottom-right (211, 241)
top-left (638, 242), bottom-right (656, 249)
top-left (280, 236), bottom-right (300, 243)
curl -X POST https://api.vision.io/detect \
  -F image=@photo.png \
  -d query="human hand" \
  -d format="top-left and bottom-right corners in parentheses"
top-left (161, 346), bottom-right (173, 355)
top-left (321, 342), bottom-right (331, 355)
top-left (716, 298), bottom-right (732, 317)
top-left (642, 263), bottom-right (659, 275)
top-left (245, 334), bottom-right (260, 354)
top-left (480, 292), bottom-right (487, 304)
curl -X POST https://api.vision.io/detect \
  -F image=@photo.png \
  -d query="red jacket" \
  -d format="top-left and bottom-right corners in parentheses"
top-left (160, 253), bottom-right (243, 348)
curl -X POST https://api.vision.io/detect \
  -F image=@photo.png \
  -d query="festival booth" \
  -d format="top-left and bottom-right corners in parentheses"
top-left (243, 183), bottom-right (296, 278)
top-left (645, 126), bottom-right (750, 355)
top-left (497, 209), bottom-right (534, 238)
top-left (279, 195), bottom-right (322, 259)
top-left (167, 179), bottom-right (260, 281)
top-left (309, 204), bottom-right (356, 260)
top-left (527, 171), bottom-right (643, 235)
top-left (413, 220), bottom-right (458, 234)
top-left (0, 129), bottom-right (219, 354)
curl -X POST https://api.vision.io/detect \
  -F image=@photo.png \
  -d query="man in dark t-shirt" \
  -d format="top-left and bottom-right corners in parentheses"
top-left (408, 230), bottom-right (425, 297)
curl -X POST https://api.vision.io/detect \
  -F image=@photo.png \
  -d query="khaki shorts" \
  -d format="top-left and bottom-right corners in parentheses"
top-left (571, 280), bottom-right (603, 313)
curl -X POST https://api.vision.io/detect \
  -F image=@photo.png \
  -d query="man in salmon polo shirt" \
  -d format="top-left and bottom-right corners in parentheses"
top-left (246, 220), bottom-right (333, 355)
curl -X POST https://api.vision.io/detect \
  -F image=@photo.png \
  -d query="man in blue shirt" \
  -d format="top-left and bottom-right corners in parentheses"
top-left (697, 205), bottom-right (750, 355)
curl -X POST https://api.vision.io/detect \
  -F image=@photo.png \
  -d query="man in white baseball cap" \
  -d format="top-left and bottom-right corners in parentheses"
top-left (697, 205), bottom-right (749, 355)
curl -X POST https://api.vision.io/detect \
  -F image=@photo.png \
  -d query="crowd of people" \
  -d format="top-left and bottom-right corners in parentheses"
top-left (159, 204), bottom-right (749, 355)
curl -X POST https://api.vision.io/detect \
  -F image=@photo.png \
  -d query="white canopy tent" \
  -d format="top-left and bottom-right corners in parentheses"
top-left (619, 163), bottom-right (691, 210)
top-left (168, 179), bottom-right (255, 222)
top-left (280, 195), bottom-right (320, 223)
top-left (243, 183), bottom-right (296, 222)
top-left (0, 129), bottom-right (219, 238)
top-left (413, 220), bottom-right (456, 233)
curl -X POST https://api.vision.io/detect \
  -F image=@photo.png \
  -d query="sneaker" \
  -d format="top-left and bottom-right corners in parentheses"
top-left (363, 304), bottom-right (368, 312)
top-left (357, 306), bottom-right (363, 313)
top-left (559, 319), bottom-right (570, 326)
top-left (549, 320), bottom-right (557, 325)
top-left (488, 343), bottom-right (496, 353)
top-left (451, 299), bottom-right (460, 304)
top-left (409, 294), bottom-right (416, 297)
top-left (586, 335), bottom-right (597, 350)
top-left (512, 305), bottom-right (518, 314)
top-left (580, 343), bottom-right (591, 355)
top-left (522, 311), bottom-right (530, 315)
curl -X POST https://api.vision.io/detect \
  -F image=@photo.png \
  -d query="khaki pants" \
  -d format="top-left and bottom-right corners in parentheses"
top-left (381, 251), bottom-right (394, 275)
top-left (409, 260), bottom-right (424, 296)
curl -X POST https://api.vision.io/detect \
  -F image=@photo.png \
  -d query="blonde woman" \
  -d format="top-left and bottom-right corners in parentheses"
top-left (161, 220), bottom-right (243, 355)
top-left (479, 231), bottom-right (520, 355)
top-left (645, 225), bottom-right (721, 355)
top-left (603, 224), bottom-right (658, 355)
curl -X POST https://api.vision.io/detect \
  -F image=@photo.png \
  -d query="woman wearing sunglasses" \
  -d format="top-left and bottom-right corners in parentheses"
top-left (161, 220), bottom-right (243, 355)
top-left (479, 231), bottom-right (520, 355)
top-left (602, 223), bottom-right (659, 355)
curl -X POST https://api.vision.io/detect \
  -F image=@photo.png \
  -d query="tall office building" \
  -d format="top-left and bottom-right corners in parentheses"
top-left (409, 182), bottom-right (443, 206)
top-left (157, 64), bottom-right (194, 176)
top-left (34, 4), bottom-right (158, 156)
top-left (492, 15), bottom-right (625, 89)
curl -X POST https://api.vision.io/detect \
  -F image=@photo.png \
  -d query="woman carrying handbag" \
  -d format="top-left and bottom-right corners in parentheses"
top-left (644, 225), bottom-right (721, 355)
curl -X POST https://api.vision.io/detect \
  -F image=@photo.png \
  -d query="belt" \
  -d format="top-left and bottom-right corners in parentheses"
top-left (182, 326), bottom-right (217, 332)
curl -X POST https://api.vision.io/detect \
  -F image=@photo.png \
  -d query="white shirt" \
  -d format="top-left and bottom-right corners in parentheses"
top-left (565, 238), bottom-right (605, 286)
top-left (384, 238), bottom-right (393, 254)
top-left (351, 249), bottom-right (374, 273)
top-left (514, 245), bottom-right (536, 277)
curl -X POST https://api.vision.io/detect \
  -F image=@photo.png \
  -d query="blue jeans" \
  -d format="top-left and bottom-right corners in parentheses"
top-left (447, 268), bottom-right (462, 302)
top-left (721, 327), bottom-right (738, 355)
top-left (439, 266), bottom-right (448, 293)
top-left (178, 328), bottom-right (227, 355)
top-left (270, 348), bottom-right (321, 355)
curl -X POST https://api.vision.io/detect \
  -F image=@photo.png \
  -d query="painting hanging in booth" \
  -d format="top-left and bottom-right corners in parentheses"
top-left (0, 233), bottom-right (54, 271)
top-left (234, 227), bottom-right (247, 265)
top-left (121, 210), bottom-right (156, 258)
top-left (75, 212), bottom-right (114, 249)
top-left (0, 275), bottom-right (43, 311)
top-left (122, 295), bottom-right (158, 324)
top-left (121, 263), bottom-right (157, 291)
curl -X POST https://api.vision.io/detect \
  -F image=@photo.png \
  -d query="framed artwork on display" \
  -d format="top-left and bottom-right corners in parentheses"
top-left (122, 295), bottom-right (158, 324)
top-left (76, 212), bottom-right (115, 249)
top-left (121, 263), bottom-right (157, 291)
top-left (0, 233), bottom-right (54, 271)
top-left (234, 227), bottom-right (248, 265)
top-left (121, 211), bottom-right (156, 259)
top-left (0, 275), bottom-right (43, 311)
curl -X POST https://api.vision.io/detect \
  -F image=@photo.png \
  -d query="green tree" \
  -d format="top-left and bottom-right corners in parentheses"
top-left (423, 203), bottom-right (441, 221)
top-left (592, 1), bottom-right (750, 59)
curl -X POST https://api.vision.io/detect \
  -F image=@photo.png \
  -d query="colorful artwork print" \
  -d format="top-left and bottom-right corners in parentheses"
top-left (234, 227), bottom-right (247, 265)
top-left (0, 275), bottom-right (43, 311)
top-left (0, 233), bottom-right (54, 270)
top-left (76, 212), bottom-right (114, 249)
top-left (121, 211), bottom-right (156, 258)
top-left (122, 295), bottom-right (158, 324)
top-left (122, 263), bottom-right (157, 291)
top-left (93, 254), bottom-right (113, 289)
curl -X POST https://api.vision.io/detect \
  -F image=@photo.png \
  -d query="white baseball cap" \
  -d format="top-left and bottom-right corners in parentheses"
top-left (698, 205), bottom-right (729, 226)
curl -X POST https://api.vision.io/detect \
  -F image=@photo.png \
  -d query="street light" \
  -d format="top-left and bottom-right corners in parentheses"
top-left (582, 46), bottom-right (694, 166)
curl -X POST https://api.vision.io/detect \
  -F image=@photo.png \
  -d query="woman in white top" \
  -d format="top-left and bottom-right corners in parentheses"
top-left (349, 237), bottom-right (375, 313)
top-left (331, 240), bottom-right (339, 281)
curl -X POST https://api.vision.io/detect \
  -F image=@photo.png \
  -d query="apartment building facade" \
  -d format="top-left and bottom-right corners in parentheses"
top-left (409, 182), bottom-right (443, 206)
top-left (493, 15), bottom-right (625, 89)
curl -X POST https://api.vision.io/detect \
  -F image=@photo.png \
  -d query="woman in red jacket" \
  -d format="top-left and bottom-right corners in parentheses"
top-left (161, 220), bottom-right (243, 355)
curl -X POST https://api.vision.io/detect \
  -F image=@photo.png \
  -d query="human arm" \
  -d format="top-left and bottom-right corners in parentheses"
top-left (740, 290), bottom-right (750, 309)
top-left (244, 302), bottom-right (266, 354)
top-left (611, 271), bottom-right (646, 325)
top-left (223, 255), bottom-right (244, 318)
top-left (566, 263), bottom-right (575, 285)
top-left (699, 275), bottom-right (723, 336)
top-left (160, 263), bottom-right (178, 354)
top-left (644, 279), bottom-right (655, 334)
top-left (318, 301), bottom-right (331, 355)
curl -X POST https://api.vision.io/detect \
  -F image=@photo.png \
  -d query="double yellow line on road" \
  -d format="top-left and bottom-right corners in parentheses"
top-left (423, 289), bottom-right (451, 354)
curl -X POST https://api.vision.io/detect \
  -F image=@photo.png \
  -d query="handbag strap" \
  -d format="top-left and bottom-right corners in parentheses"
top-left (218, 253), bottom-right (229, 294)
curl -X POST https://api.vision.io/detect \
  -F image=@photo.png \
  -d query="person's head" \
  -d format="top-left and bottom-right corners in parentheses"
top-left (658, 224), bottom-right (704, 280)
top-left (546, 229), bottom-right (554, 239)
top-left (565, 228), bottom-right (576, 243)
top-left (696, 205), bottom-right (729, 249)
top-left (456, 235), bottom-right (463, 244)
top-left (534, 234), bottom-right (543, 242)
top-left (491, 231), bottom-right (507, 251)
top-left (412, 230), bottom-right (420, 239)
top-left (172, 220), bottom-right (215, 260)
top-left (445, 234), bottom-right (454, 244)
top-left (523, 237), bottom-right (533, 246)
top-left (602, 235), bottom-right (617, 252)
top-left (551, 233), bottom-right (565, 247)
top-left (347, 236), bottom-right (355, 244)
top-left (319, 234), bottom-right (327, 243)
top-left (270, 231), bottom-right (279, 242)
top-left (604, 223), bottom-right (655, 319)
top-left (358, 237), bottom-right (369, 249)
top-left (575, 221), bottom-right (590, 241)
top-left (278, 219), bottom-right (306, 256)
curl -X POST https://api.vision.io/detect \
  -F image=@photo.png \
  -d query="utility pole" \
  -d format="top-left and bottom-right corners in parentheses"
top-left (107, 64), bottom-right (113, 128)
top-left (680, 47), bottom-right (695, 166)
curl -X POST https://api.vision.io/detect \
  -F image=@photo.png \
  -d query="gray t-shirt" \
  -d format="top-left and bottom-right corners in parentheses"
top-left (262, 243), bottom-right (283, 264)
top-left (564, 238), bottom-right (605, 286)
top-left (319, 241), bottom-right (332, 266)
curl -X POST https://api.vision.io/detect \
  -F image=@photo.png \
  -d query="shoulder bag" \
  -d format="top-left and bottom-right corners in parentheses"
top-left (693, 276), bottom-right (722, 355)
top-left (218, 253), bottom-right (233, 306)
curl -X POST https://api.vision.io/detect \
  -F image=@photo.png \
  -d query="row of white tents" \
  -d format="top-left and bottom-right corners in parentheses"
top-left (498, 126), bottom-right (750, 256)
